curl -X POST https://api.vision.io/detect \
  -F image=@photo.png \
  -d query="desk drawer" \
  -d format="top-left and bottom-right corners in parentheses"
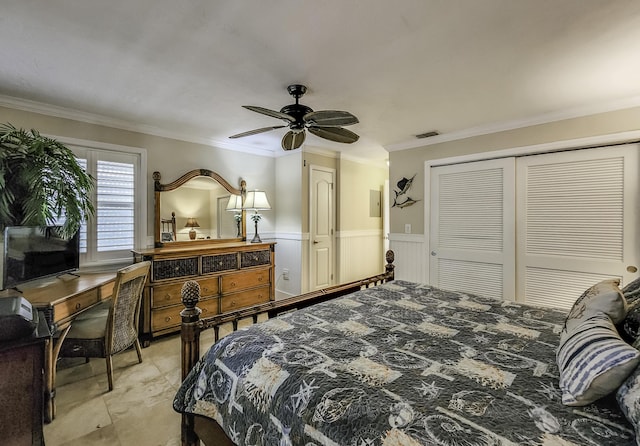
top-left (221, 269), bottom-right (270, 293)
top-left (55, 289), bottom-right (99, 322)
top-left (220, 286), bottom-right (270, 313)
top-left (151, 298), bottom-right (219, 332)
top-left (151, 277), bottom-right (219, 309)
top-left (99, 281), bottom-right (115, 300)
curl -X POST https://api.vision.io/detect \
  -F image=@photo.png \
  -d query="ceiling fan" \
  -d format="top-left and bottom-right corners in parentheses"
top-left (229, 84), bottom-right (360, 151)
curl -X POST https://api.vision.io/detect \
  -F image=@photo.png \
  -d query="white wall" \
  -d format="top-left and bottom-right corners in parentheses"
top-left (274, 152), bottom-right (303, 298)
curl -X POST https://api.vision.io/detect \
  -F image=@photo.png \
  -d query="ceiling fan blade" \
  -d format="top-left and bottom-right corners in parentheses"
top-left (308, 126), bottom-right (359, 144)
top-left (229, 126), bottom-right (286, 139)
top-left (304, 110), bottom-right (359, 127)
top-left (243, 105), bottom-right (295, 123)
top-left (281, 130), bottom-right (306, 151)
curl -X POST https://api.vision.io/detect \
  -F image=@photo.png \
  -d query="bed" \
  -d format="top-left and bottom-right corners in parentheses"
top-left (174, 251), bottom-right (640, 446)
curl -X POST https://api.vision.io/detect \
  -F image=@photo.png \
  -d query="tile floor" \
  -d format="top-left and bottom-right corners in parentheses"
top-left (43, 328), bottom-right (223, 446)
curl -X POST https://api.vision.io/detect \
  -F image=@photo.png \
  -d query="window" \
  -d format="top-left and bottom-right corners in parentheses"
top-left (66, 141), bottom-right (146, 267)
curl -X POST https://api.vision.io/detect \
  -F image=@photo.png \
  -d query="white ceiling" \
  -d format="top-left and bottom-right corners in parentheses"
top-left (2, 1), bottom-right (640, 163)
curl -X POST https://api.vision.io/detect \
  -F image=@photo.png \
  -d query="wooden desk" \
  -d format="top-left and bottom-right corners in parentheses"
top-left (20, 272), bottom-right (116, 422)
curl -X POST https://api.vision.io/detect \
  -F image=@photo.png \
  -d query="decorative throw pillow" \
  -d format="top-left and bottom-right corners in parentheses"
top-left (619, 300), bottom-right (640, 344)
top-left (618, 277), bottom-right (640, 344)
top-left (617, 364), bottom-right (640, 444)
top-left (557, 313), bottom-right (640, 406)
top-left (562, 279), bottom-right (626, 333)
top-left (623, 276), bottom-right (640, 305)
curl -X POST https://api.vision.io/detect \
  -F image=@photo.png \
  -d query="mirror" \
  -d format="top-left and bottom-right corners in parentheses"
top-left (153, 169), bottom-right (246, 247)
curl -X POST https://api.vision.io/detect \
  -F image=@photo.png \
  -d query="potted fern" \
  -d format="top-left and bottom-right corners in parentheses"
top-left (0, 123), bottom-right (95, 238)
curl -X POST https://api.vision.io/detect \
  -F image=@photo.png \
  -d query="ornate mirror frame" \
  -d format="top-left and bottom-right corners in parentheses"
top-left (153, 169), bottom-right (246, 247)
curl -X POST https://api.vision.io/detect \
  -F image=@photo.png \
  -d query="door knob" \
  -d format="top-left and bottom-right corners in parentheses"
top-left (313, 240), bottom-right (319, 244)
top-left (431, 251), bottom-right (437, 256)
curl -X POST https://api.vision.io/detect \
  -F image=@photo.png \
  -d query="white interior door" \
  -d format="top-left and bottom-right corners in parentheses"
top-left (430, 158), bottom-right (516, 300)
top-left (310, 166), bottom-right (335, 290)
top-left (516, 144), bottom-right (640, 309)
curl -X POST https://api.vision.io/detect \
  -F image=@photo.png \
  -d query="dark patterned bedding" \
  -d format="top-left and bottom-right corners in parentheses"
top-left (173, 280), bottom-right (635, 445)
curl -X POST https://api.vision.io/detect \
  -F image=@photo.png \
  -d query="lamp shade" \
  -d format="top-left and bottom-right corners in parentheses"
top-left (184, 218), bottom-right (200, 228)
top-left (243, 190), bottom-right (271, 211)
top-left (225, 194), bottom-right (243, 211)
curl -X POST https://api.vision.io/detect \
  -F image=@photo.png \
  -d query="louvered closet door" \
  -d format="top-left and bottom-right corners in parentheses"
top-left (430, 158), bottom-right (516, 300)
top-left (516, 144), bottom-right (639, 309)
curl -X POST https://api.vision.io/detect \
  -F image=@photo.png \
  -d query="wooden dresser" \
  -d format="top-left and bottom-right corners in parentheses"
top-left (132, 241), bottom-right (275, 345)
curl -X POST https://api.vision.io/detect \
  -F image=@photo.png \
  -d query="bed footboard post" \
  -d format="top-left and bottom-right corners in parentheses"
top-left (180, 280), bottom-right (203, 446)
top-left (385, 249), bottom-right (395, 280)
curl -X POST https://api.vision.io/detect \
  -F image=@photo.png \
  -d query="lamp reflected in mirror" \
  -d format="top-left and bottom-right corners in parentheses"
top-left (185, 217), bottom-right (200, 240)
top-left (243, 190), bottom-right (271, 243)
top-left (226, 194), bottom-right (244, 238)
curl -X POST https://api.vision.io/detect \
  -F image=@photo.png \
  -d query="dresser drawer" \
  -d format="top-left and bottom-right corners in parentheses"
top-left (152, 257), bottom-right (199, 281)
top-left (240, 250), bottom-right (271, 268)
top-left (202, 253), bottom-right (238, 274)
top-left (220, 286), bottom-right (270, 313)
top-left (151, 298), bottom-right (219, 331)
top-left (151, 277), bottom-right (219, 309)
top-left (55, 289), bottom-right (100, 322)
top-left (221, 269), bottom-right (270, 293)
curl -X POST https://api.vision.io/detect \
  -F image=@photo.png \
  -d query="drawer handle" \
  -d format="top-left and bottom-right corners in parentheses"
top-left (165, 316), bottom-right (172, 322)
top-left (202, 308), bottom-right (208, 313)
top-left (175, 266), bottom-right (180, 271)
top-left (230, 301), bottom-right (236, 308)
top-left (257, 294), bottom-right (262, 299)
top-left (230, 282), bottom-right (236, 287)
top-left (165, 294), bottom-right (171, 300)
top-left (202, 287), bottom-right (208, 292)
top-left (258, 276), bottom-right (263, 282)
top-left (75, 303), bottom-right (81, 310)
top-left (218, 261), bottom-right (223, 266)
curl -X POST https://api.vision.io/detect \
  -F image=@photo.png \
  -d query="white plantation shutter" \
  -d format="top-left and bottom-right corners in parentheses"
top-left (430, 158), bottom-right (516, 300)
top-left (72, 147), bottom-right (141, 264)
top-left (96, 160), bottom-right (135, 252)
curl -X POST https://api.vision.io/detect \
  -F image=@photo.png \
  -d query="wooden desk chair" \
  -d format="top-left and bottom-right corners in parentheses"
top-left (58, 261), bottom-right (151, 391)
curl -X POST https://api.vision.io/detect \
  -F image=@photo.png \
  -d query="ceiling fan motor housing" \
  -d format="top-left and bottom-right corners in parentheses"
top-left (280, 104), bottom-right (313, 130)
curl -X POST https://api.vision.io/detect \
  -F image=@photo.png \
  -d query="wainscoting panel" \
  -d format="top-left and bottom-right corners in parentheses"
top-left (389, 233), bottom-right (426, 283)
top-left (273, 233), bottom-right (305, 299)
top-left (337, 230), bottom-right (384, 283)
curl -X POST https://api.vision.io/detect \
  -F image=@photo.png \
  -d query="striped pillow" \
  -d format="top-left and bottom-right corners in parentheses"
top-left (557, 313), bottom-right (640, 406)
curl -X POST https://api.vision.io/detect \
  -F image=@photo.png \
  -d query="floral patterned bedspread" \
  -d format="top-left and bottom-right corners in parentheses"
top-left (173, 280), bottom-right (635, 445)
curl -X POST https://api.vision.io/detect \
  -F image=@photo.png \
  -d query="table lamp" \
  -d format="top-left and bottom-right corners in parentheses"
top-left (243, 190), bottom-right (270, 243)
top-left (184, 218), bottom-right (200, 240)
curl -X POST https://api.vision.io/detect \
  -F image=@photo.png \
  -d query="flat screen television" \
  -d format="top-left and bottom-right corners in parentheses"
top-left (2, 226), bottom-right (80, 290)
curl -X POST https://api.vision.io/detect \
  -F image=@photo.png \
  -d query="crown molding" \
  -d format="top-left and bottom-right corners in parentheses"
top-left (0, 94), bottom-right (277, 158)
top-left (385, 94), bottom-right (640, 152)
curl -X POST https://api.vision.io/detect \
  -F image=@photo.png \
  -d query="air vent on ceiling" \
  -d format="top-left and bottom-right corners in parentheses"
top-left (415, 131), bottom-right (439, 139)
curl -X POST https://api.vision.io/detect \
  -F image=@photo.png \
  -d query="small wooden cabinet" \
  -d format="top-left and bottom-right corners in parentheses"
top-left (0, 312), bottom-right (50, 445)
top-left (132, 242), bottom-right (275, 344)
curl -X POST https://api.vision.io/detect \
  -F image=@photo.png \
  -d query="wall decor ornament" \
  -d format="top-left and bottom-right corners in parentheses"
top-left (392, 174), bottom-right (419, 208)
